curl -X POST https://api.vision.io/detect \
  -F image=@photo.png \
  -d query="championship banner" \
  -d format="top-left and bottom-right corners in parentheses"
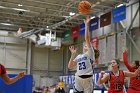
top-left (63, 30), bottom-right (71, 41)
top-left (89, 17), bottom-right (99, 31)
top-left (100, 12), bottom-right (111, 27)
top-left (71, 26), bottom-right (79, 38)
top-left (80, 23), bottom-right (85, 35)
top-left (113, 5), bottom-right (126, 23)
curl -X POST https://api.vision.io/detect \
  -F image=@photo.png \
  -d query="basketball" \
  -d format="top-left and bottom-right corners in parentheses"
top-left (78, 1), bottom-right (92, 14)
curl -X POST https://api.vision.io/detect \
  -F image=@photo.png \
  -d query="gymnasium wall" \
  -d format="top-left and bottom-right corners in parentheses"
top-left (32, 46), bottom-right (49, 76)
top-left (0, 35), bottom-right (27, 74)
top-left (123, 0), bottom-right (139, 28)
top-left (130, 28), bottom-right (140, 62)
top-left (31, 45), bottom-right (64, 87)
top-left (123, 1), bottom-right (139, 65)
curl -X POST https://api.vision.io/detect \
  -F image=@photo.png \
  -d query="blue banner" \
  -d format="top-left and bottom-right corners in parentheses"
top-left (113, 5), bottom-right (126, 23)
top-left (89, 17), bottom-right (99, 31)
top-left (80, 23), bottom-right (85, 35)
top-left (0, 74), bottom-right (32, 93)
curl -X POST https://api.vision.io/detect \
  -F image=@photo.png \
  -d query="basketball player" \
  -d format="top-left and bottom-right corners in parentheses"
top-left (98, 59), bottom-right (140, 93)
top-left (123, 49), bottom-right (140, 93)
top-left (0, 64), bottom-right (25, 84)
top-left (68, 16), bottom-right (99, 93)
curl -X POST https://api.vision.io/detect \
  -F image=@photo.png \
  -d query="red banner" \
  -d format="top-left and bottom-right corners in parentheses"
top-left (100, 12), bottom-right (111, 27)
top-left (71, 26), bottom-right (79, 38)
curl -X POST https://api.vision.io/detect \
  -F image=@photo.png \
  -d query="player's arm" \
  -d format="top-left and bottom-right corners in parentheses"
top-left (103, 83), bottom-right (109, 90)
top-left (84, 16), bottom-right (96, 62)
top-left (68, 46), bottom-right (77, 69)
top-left (123, 49), bottom-right (134, 71)
top-left (124, 66), bottom-right (140, 77)
top-left (98, 71), bottom-right (109, 84)
top-left (1, 72), bottom-right (25, 84)
top-left (84, 16), bottom-right (91, 48)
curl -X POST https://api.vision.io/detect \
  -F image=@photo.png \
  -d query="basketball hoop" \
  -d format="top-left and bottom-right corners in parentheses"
top-left (17, 27), bottom-right (23, 34)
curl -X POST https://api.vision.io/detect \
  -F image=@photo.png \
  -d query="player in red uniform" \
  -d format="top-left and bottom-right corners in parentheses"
top-left (97, 59), bottom-right (140, 93)
top-left (123, 50), bottom-right (140, 93)
top-left (0, 64), bottom-right (25, 84)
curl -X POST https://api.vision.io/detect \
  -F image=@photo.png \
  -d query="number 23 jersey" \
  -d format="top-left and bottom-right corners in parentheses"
top-left (73, 48), bottom-right (95, 76)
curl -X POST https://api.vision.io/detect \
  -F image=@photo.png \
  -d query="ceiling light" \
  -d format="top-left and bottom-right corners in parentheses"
top-left (69, 12), bottom-right (75, 16)
top-left (117, 4), bottom-right (124, 7)
top-left (18, 4), bottom-right (23, 6)
top-left (0, 23), bottom-right (14, 26)
top-left (0, 6), bottom-right (5, 8)
top-left (0, 5), bottom-right (30, 12)
top-left (12, 8), bottom-right (30, 12)
top-left (90, 16), bottom-right (95, 19)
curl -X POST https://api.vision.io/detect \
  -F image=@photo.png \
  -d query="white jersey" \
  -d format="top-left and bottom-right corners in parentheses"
top-left (74, 47), bottom-right (95, 76)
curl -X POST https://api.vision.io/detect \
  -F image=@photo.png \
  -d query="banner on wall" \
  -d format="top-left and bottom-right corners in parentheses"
top-left (0, 74), bottom-right (32, 93)
top-left (71, 26), bottom-right (79, 38)
top-left (59, 75), bottom-right (75, 85)
top-left (63, 30), bottom-right (71, 41)
top-left (80, 23), bottom-right (85, 35)
top-left (113, 5), bottom-right (126, 23)
top-left (89, 17), bottom-right (99, 31)
top-left (100, 12), bottom-right (111, 27)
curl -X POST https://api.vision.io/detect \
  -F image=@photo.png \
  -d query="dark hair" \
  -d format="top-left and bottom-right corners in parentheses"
top-left (114, 59), bottom-right (120, 68)
top-left (94, 49), bottom-right (100, 59)
top-left (134, 60), bottom-right (140, 69)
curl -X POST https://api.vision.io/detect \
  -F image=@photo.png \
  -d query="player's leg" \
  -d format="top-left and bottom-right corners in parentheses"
top-left (73, 76), bottom-right (84, 93)
top-left (83, 77), bottom-right (93, 93)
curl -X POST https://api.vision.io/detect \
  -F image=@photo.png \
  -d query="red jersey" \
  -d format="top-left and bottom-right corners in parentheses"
top-left (123, 51), bottom-right (140, 91)
top-left (108, 70), bottom-right (124, 93)
top-left (0, 64), bottom-right (6, 75)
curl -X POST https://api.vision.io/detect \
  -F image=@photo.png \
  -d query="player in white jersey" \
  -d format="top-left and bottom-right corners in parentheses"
top-left (68, 16), bottom-right (99, 93)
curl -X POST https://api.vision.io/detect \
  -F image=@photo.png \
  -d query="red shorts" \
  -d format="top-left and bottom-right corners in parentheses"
top-left (127, 88), bottom-right (140, 93)
top-left (108, 90), bottom-right (123, 93)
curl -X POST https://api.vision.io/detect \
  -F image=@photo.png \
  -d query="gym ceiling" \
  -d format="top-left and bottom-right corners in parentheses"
top-left (0, 0), bottom-right (128, 35)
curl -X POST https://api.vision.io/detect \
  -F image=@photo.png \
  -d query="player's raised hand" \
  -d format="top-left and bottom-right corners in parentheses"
top-left (69, 46), bottom-right (77, 54)
top-left (84, 16), bottom-right (90, 25)
top-left (17, 71), bottom-right (25, 79)
top-left (100, 71), bottom-right (105, 78)
top-left (123, 47), bottom-right (128, 52)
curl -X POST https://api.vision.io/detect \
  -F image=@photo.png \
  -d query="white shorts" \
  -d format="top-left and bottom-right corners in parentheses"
top-left (73, 76), bottom-right (93, 93)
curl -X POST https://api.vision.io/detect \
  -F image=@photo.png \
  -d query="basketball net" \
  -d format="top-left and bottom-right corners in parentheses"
top-left (17, 27), bottom-right (23, 34)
